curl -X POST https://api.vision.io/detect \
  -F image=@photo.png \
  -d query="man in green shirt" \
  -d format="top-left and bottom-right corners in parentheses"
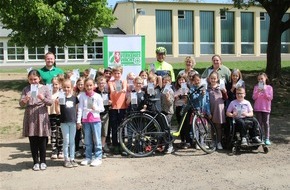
top-left (38, 52), bottom-right (64, 84)
top-left (149, 47), bottom-right (175, 82)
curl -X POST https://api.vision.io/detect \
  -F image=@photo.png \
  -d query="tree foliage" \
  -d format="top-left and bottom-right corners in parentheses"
top-left (232, 0), bottom-right (290, 80)
top-left (0, 0), bottom-right (116, 48)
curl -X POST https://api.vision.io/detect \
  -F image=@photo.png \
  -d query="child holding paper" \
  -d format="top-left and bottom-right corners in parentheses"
top-left (144, 74), bottom-right (162, 112)
top-left (252, 73), bottom-right (273, 145)
top-left (126, 72), bottom-right (136, 92)
top-left (56, 79), bottom-right (79, 168)
top-left (207, 71), bottom-right (228, 150)
top-left (74, 77), bottom-right (85, 158)
top-left (48, 77), bottom-right (63, 160)
top-left (226, 69), bottom-right (245, 106)
top-left (19, 69), bottom-right (52, 171)
top-left (108, 66), bottom-right (127, 154)
top-left (126, 76), bottom-right (146, 112)
top-left (161, 75), bottom-right (175, 153)
top-left (95, 76), bottom-right (112, 157)
top-left (227, 87), bottom-right (262, 145)
top-left (77, 78), bottom-right (105, 166)
top-left (174, 74), bottom-right (190, 148)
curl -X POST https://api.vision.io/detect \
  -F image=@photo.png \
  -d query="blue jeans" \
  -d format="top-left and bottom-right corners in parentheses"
top-left (60, 122), bottom-right (76, 160)
top-left (83, 122), bottom-right (102, 160)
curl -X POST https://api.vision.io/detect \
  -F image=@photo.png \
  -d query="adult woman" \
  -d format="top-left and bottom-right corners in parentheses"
top-left (201, 55), bottom-right (231, 84)
top-left (178, 56), bottom-right (198, 77)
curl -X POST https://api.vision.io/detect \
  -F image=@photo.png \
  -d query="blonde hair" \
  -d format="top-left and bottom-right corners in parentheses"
top-left (62, 79), bottom-right (73, 88)
top-left (97, 76), bottom-right (106, 84)
top-left (112, 66), bottom-right (123, 74)
top-left (184, 56), bottom-right (196, 66)
top-left (134, 76), bottom-right (143, 83)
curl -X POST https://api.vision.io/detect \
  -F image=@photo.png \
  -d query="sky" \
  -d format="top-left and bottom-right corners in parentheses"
top-left (107, 0), bottom-right (229, 9)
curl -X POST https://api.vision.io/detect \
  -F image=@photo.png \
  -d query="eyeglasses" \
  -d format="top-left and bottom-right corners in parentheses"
top-left (236, 93), bottom-right (244, 95)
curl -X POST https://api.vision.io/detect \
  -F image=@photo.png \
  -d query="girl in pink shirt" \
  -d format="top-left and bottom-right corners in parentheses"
top-left (252, 73), bottom-right (273, 145)
top-left (77, 78), bottom-right (105, 166)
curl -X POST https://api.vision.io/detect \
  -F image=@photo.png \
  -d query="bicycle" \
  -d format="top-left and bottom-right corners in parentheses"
top-left (118, 86), bottom-right (217, 157)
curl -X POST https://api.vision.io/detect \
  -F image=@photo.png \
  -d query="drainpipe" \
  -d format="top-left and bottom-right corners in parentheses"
top-left (131, 0), bottom-right (136, 34)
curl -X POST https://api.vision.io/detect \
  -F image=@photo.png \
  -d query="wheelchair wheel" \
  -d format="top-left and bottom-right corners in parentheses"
top-left (231, 146), bottom-right (240, 155)
top-left (263, 146), bottom-right (269, 154)
top-left (232, 146), bottom-right (237, 155)
top-left (193, 115), bottom-right (217, 154)
top-left (119, 113), bottom-right (161, 157)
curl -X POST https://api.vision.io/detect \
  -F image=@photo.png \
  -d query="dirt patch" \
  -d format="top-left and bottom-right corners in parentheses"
top-left (0, 72), bottom-right (289, 189)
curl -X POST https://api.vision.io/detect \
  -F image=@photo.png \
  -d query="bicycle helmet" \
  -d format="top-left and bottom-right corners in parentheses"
top-left (155, 47), bottom-right (167, 55)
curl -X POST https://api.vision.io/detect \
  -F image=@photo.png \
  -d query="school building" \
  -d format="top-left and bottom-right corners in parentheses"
top-left (1, 1), bottom-right (290, 65)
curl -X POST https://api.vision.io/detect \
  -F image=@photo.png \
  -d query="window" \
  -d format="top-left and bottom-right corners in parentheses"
top-left (7, 42), bottom-right (24, 60)
top-left (281, 13), bottom-right (290, 53)
top-left (67, 45), bottom-right (84, 59)
top-left (220, 10), bottom-right (227, 20)
top-left (156, 10), bottom-right (172, 54)
top-left (88, 42), bottom-right (103, 59)
top-left (28, 47), bottom-right (45, 60)
top-left (178, 10), bottom-right (194, 54)
top-left (200, 11), bottom-right (215, 54)
top-left (221, 11), bottom-right (235, 54)
top-left (0, 43), bottom-right (3, 61)
top-left (241, 12), bottom-right (254, 54)
top-left (260, 12), bottom-right (266, 21)
top-left (48, 46), bottom-right (65, 59)
top-left (178, 10), bottom-right (185, 19)
top-left (260, 12), bottom-right (269, 54)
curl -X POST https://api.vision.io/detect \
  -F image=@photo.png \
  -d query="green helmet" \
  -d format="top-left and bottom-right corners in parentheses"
top-left (156, 47), bottom-right (167, 55)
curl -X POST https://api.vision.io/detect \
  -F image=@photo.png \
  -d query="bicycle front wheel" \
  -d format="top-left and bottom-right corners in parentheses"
top-left (192, 115), bottom-right (217, 154)
top-left (118, 113), bottom-right (161, 157)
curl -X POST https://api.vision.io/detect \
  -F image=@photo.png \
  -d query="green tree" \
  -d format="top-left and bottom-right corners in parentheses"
top-left (0, 0), bottom-right (115, 59)
top-left (232, 0), bottom-right (290, 80)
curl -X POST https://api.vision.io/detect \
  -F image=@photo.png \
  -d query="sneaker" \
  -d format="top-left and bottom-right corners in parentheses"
top-left (58, 152), bottom-right (64, 159)
top-left (51, 154), bottom-right (57, 159)
top-left (265, 139), bottom-right (271, 145)
top-left (102, 152), bottom-right (107, 159)
top-left (241, 137), bottom-right (248, 146)
top-left (64, 160), bottom-right (73, 168)
top-left (32, 163), bottom-right (40, 171)
top-left (196, 144), bottom-right (201, 150)
top-left (252, 136), bottom-right (262, 144)
top-left (103, 144), bottom-right (110, 153)
top-left (112, 146), bottom-right (121, 155)
top-left (40, 163), bottom-right (47, 170)
top-left (181, 143), bottom-right (191, 149)
top-left (156, 145), bottom-right (165, 153)
top-left (70, 160), bottom-right (79, 167)
top-left (90, 159), bottom-right (102, 167)
top-left (165, 145), bottom-right (174, 154)
top-left (75, 151), bottom-right (82, 158)
top-left (80, 159), bottom-right (91, 166)
top-left (217, 142), bottom-right (223, 150)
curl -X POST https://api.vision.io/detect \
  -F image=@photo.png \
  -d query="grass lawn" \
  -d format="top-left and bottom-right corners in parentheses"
top-left (1, 60), bottom-right (290, 75)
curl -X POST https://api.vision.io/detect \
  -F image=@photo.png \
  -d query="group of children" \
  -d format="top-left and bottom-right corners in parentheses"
top-left (20, 56), bottom-right (273, 171)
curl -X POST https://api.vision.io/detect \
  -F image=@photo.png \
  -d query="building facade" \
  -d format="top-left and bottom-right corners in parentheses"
top-left (113, 1), bottom-right (290, 58)
top-left (0, 1), bottom-right (290, 65)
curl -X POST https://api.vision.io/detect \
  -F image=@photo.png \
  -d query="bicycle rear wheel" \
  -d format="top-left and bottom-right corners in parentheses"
top-left (192, 115), bottom-right (217, 154)
top-left (118, 113), bottom-right (161, 157)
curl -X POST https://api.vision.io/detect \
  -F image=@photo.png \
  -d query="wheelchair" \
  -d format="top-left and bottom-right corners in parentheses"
top-left (227, 117), bottom-right (269, 155)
